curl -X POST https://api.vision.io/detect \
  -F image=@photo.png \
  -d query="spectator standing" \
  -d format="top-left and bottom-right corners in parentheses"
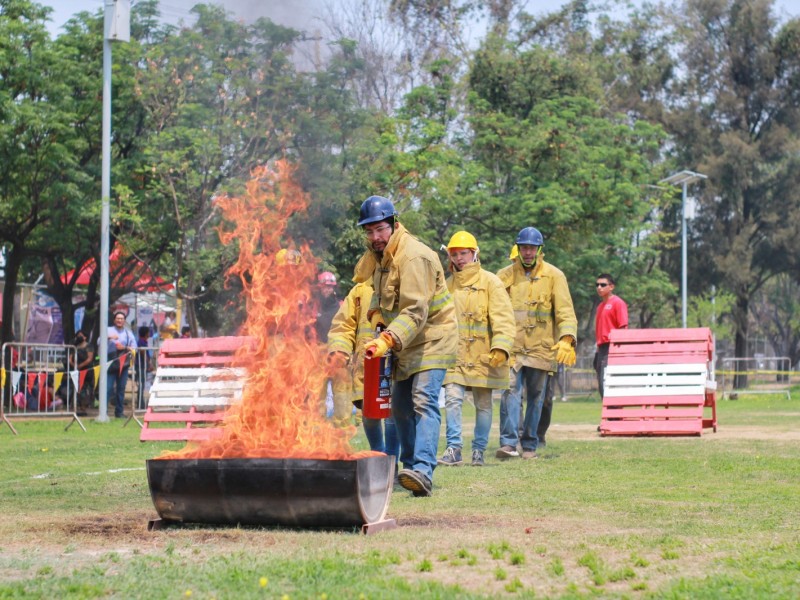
top-left (357, 196), bottom-right (458, 497)
top-left (160, 311), bottom-right (178, 339)
top-left (315, 272), bottom-right (341, 342)
top-left (327, 279), bottom-right (399, 458)
top-left (107, 311), bottom-right (137, 418)
top-left (73, 331), bottom-right (95, 415)
top-left (594, 273), bottom-right (628, 399)
top-left (438, 231), bottom-right (515, 467)
top-left (496, 227), bottom-right (577, 459)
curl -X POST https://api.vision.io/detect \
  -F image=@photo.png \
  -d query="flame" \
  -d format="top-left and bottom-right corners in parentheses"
top-left (159, 161), bottom-right (376, 460)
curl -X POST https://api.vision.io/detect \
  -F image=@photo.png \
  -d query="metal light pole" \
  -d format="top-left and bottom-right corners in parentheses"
top-left (98, 1), bottom-right (130, 422)
top-left (660, 170), bottom-right (708, 328)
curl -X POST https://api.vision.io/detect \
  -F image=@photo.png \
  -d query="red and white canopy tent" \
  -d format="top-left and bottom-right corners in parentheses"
top-left (61, 247), bottom-right (174, 293)
top-left (60, 247), bottom-right (176, 333)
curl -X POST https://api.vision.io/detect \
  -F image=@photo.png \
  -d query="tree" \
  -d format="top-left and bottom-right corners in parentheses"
top-left (464, 35), bottom-right (671, 339)
top-left (750, 275), bottom-right (800, 368)
top-left (0, 0), bottom-right (90, 344)
top-left (665, 0), bottom-right (800, 374)
top-left (132, 6), bottom-right (308, 334)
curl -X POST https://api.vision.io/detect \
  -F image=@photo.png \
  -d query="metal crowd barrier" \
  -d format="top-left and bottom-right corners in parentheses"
top-left (1, 342), bottom-right (86, 434)
top-left (124, 343), bottom-right (160, 429)
top-left (563, 355), bottom-right (598, 400)
top-left (718, 357), bottom-right (793, 400)
top-left (485, 355), bottom-right (600, 405)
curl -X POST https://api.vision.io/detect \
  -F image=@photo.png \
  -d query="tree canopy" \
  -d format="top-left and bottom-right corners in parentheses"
top-left (0, 0), bottom-right (798, 361)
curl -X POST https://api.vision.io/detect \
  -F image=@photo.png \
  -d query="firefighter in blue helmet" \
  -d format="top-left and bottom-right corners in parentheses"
top-left (495, 227), bottom-right (577, 459)
top-left (355, 195), bottom-right (458, 497)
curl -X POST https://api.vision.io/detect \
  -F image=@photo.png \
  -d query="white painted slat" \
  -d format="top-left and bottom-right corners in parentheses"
top-left (605, 363), bottom-right (708, 375)
top-left (148, 395), bottom-right (240, 407)
top-left (605, 374), bottom-right (707, 387)
top-left (154, 367), bottom-right (247, 378)
top-left (147, 365), bottom-right (246, 410)
top-left (150, 380), bottom-right (244, 392)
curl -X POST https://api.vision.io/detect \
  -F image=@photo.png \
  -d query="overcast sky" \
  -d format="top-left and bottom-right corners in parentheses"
top-left (45, 0), bottom-right (800, 38)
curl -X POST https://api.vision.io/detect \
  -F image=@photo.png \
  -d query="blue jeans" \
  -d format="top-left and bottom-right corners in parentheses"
top-left (444, 383), bottom-right (493, 452)
top-left (107, 363), bottom-right (130, 417)
top-left (499, 367), bottom-right (549, 452)
top-left (392, 369), bottom-right (445, 481)
top-left (363, 416), bottom-right (399, 463)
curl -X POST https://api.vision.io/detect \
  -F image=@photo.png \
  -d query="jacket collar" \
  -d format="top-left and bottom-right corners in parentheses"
top-left (381, 221), bottom-right (406, 263)
top-left (453, 261), bottom-right (481, 286)
top-left (514, 254), bottom-right (546, 278)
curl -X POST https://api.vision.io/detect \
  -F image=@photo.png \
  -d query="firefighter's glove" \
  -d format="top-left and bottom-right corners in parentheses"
top-left (551, 337), bottom-right (576, 367)
top-left (367, 309), bottom-right (386, 332)
top-left (488, 349), bottom-right (508, 368)
top-left (365, 332), bottom-right (394, 359)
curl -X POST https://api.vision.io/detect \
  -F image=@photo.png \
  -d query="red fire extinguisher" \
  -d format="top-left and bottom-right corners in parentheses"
top-left (363, 327), bottom-right (393, 419)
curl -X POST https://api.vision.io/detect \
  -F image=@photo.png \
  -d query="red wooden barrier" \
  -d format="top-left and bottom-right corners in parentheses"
top-left (600, 328), bottom-right (717, 436)
top-left (140, 337), bottom-right (252, 442)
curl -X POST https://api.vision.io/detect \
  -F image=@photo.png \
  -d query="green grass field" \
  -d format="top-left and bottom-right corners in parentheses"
top-left (1, 394), bottom-right (798, 599)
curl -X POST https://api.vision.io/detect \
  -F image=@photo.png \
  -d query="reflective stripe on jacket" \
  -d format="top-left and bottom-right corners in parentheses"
top-left (496, 257), bottom-right (577, 371)
top-left (366, 223), bottom-right (458, 381)
top-left (443, 262), bottom-right (516, 389)
top-left (327, 281), bottom-right (374, 401)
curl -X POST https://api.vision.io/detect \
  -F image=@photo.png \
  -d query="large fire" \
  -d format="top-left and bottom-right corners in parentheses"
top-left (159, 161), bottom-right (376, 460)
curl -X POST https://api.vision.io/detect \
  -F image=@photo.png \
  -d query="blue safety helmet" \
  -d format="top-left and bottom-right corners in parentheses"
top-left (358, 196), bottom-right (398, 226)
top-left (515, 226), bottom-right (544, 247)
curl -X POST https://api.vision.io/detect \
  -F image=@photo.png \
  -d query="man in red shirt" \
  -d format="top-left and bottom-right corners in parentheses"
top-left (594, 274), bottom-right (628, 399)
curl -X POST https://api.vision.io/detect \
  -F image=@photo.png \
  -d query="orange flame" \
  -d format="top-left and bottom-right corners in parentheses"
top-left (159, 161), bottom-right (376, 460)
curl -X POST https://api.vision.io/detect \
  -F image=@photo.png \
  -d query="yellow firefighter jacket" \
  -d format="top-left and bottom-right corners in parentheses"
top-left (360, 223), bottom-right (458, 381)
top-left (496, 255), bottom-right (577, 372)
top-left (327, 281), bottom-right (374, 402)
top-left (443, 262), bottom-right (516, 389)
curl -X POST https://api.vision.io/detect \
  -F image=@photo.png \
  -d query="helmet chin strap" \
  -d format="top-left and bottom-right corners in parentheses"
top-left (520, 246), bottom-right (541, 268)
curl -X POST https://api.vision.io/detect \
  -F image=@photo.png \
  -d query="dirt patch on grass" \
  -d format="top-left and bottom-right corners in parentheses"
top-left (399, 513), bottom-right (493, 529)
top-left (60, 514), bottom-right (151, 539)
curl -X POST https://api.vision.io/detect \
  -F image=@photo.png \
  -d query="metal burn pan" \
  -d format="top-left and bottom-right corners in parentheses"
top-left (146, 455), bottom-right (395, 531)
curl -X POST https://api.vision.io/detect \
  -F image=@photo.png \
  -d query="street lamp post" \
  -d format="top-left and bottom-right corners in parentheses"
top-left (660, 170), bottom-right (708, 328)
top-left (98, 1), bottom-right (130, 422)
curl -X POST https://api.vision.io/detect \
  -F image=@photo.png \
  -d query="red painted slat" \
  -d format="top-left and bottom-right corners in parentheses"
top-left (606, 354), bottom-right (710, 365)
top-left (139, 427), bottom-right (224, 442)
top-left (601, 407), bottom-right (704, 419)
top-left (608, 328), bottom-right (712, 343)
top-left (600, 420), bottom-right (702, 435)
top-left (157, 355), bottom-right (237, 367)
top-left (160, 336), bottom-right (252, 354)
top-left (143, 411), bottom-right (227, 423)
top-left (601, 395), bottom-right (707, 406)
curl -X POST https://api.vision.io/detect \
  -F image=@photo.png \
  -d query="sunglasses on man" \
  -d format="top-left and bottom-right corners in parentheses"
top-left (596, 282), bottom-right (609, 288)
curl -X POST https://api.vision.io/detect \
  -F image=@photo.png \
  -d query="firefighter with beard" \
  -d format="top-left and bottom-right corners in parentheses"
top-left (495, 227), bottom-right (577, 460)
top-left (438, 231), bottom-right (515, 467)
top-left (356, 196), bottom-right (457, 497)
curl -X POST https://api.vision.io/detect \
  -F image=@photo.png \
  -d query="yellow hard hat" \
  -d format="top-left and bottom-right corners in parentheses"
top-left (447, 231), bottom-right (478, 250)
top-left (276, 248), bottom-right (301, 266)
top-left (509, 245), bottom-right (518, 260)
